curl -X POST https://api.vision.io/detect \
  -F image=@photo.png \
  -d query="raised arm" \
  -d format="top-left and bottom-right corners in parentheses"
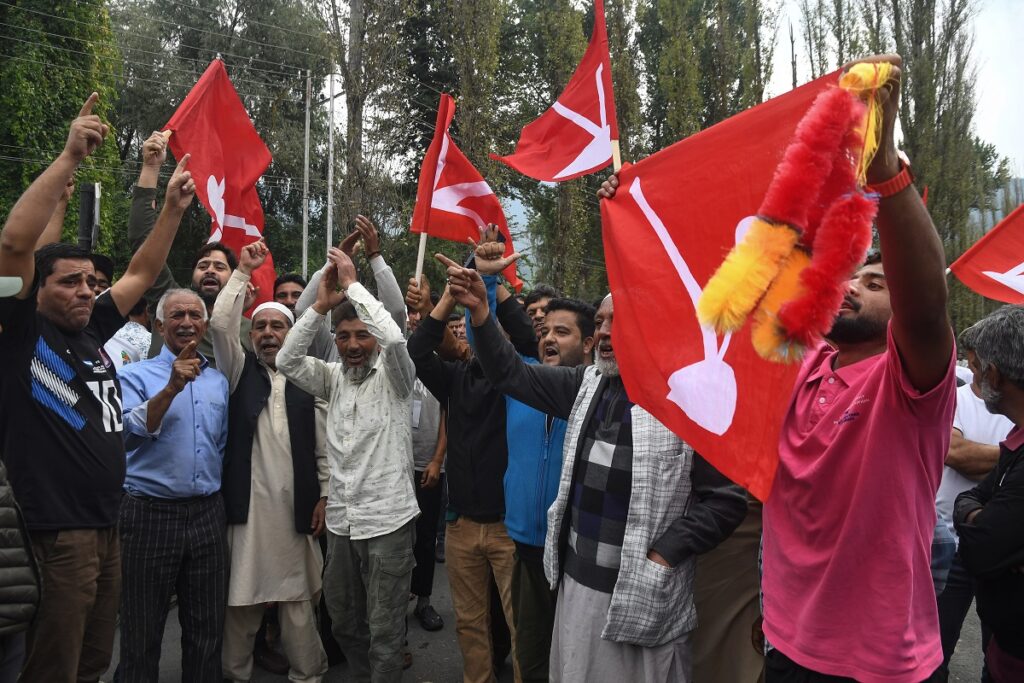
top-left (278, 257), bottom-right (347, 400)
top-left (440, 255), bottom-right (584, 419)
top-left (108, 155), bottom-right (195, 317)
top-left (333, 246), bottom-right (415, 398)
top-left (0, 93), bottom-right (106, 299)
top-left (128, 131), bottom-right (177, 311)
top-left (210, 243), bottom-right (267, 392)
top-left (856, 55), bottom-right (953, 391)
top-left (353, 215), bottom-right (407, 331)
top-left (34, 180), bottom-right (75, 249)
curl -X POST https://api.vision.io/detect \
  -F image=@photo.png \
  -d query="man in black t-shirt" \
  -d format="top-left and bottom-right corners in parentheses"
top-left (0, 93), bottom-right (195, 683)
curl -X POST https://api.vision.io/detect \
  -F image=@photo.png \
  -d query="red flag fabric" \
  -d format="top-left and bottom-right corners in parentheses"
top-left (600, 71), bottom-right (840, 501)
top-left (164, 59), bottom-right (275, 309)
top-left (949, 203), bottom-right (1024, 304)
top-left (412, 94), bottom-right (522, 290)
top-left (491, 1), bottom-right (618, 181)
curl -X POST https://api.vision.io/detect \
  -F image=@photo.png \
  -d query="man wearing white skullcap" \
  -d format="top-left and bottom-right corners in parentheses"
top-left (210, 240), bottom-right (330, 683)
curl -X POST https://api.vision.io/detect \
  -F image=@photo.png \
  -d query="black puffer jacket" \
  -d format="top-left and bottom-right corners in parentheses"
top-left (0, 459), bottom-right (39, 635)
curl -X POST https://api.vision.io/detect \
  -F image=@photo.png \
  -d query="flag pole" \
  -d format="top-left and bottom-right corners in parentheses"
top-left (326, 72), bottom-right (335, 254)
top-left (611, 140), bottom-right (622, 172)
top-left (414, 232), bottom-right (428, 282)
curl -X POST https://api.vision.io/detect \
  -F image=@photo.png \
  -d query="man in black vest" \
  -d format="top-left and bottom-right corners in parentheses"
top-left (210, 241), bottom-right (330, 683)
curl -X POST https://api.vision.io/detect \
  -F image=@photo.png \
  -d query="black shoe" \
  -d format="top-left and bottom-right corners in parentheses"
top-left (435, 542), bottom-right (445, 563)
top-left (414, 604), bottom-right (444, 631)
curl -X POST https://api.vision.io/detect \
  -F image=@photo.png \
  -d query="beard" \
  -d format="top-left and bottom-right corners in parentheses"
top-left (343, 348), bottom-right (379, 383)
top-left (977, 375), bottom-right (1003, 414)
top-left (826, 309), bottom-right (888, 344)
top-left (595, 355), bottom-right (620, 377)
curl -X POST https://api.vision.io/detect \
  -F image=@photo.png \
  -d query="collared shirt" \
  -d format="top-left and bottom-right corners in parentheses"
top-left (763, 325), bottom-right (956, 683)
top-left (276, 282), bottom-right (418, 540)
top-left (119, 346), bottom-right (229, 499)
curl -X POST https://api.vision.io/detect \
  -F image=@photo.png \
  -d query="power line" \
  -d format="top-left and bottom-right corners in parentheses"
top-left (0, 1), bottom-right (315, 72)
top-left (2, 53), bottom-right (298, 103)
top-left (131, 0), bottom-right (330, 42)
top-left (0, 32), bottom-right (304, 96)
top-left (0, 19), bottom-right (306, 80)
top-left (62, 0), bottom-right (317, 60)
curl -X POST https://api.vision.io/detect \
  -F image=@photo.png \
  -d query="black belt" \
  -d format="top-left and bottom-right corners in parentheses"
top-left (126, 491), bottom-right (218, 505)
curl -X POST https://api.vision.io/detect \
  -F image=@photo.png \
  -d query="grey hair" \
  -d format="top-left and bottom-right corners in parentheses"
top-left (155, 288), bottom-right (208, 323)
top-left (958, 305), bottom-right (1024, 389)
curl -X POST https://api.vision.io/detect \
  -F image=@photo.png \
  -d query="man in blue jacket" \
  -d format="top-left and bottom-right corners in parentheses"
top-left (504, 297), bottom-right (594, 683)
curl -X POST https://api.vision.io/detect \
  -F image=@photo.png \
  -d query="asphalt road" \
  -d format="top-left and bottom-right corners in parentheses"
top-left (103, 562), bottom-right (984, 682)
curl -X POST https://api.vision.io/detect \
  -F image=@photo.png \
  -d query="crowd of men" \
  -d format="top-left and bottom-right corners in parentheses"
top-left (0, 54), bottom-right (1022, 683)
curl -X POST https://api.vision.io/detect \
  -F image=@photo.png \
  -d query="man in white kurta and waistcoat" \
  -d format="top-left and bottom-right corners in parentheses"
top-left (211, 241), bottom-right (330, 683)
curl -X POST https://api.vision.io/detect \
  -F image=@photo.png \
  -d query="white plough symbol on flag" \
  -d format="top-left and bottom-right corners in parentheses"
top-left (982, 259), bottom-right (1024, 295)
top-left (207, 175), bottom-right (261, 243)
top-left (628, 177), bottom-right (738, 436)
top-left (429, 133), bottom-right (493, 227)
top-left (551, 64), bottom-right (612, 180)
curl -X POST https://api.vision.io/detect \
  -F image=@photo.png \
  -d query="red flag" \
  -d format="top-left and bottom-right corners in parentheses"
top-left (949, 203), bottom-right (1024, 304)
top-left (412, 94), bottom-right (522, 290)
top-left (492, 1), bottom-right (618, 181)
top-left (164, 59), bottom-right (275, 309)
top-left (600, 72), bottom-right (840, 501)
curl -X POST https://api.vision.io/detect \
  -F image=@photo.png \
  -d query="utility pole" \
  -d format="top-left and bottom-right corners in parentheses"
top-left (301, 69), bottom-right (312, 279)
top-left (326, 72), bottom-right (335, 255)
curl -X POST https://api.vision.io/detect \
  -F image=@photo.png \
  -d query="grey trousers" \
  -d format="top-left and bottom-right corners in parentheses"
top-left (324, 523), bottom-right (415, 683)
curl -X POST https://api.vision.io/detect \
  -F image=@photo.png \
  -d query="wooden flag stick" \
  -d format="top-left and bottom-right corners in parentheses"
top-left (414, 231), bottom-right (428, 281)
top-left (611, 139), bottom-right (622, 172)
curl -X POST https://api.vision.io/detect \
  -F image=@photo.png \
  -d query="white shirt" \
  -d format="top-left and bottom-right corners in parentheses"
top-left (277, 282), bottom-right (419, 540)
top-left (104, 321), bottom-right (151, 367)
top-left (935, 383), bottom-right (1012, 541)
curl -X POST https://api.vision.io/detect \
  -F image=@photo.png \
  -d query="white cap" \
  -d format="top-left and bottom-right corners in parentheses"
top-left (0, 276), bottom-right (23, 298)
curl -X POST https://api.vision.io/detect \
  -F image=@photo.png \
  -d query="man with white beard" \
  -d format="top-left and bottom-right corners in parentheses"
top-left (276, 247), bottom-right (419, 682)
top-left (440, 256), bottom-right (747, 683)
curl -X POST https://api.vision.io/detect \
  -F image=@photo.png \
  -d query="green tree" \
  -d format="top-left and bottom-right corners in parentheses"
top-left (0, 0), bottom-right (130, 266)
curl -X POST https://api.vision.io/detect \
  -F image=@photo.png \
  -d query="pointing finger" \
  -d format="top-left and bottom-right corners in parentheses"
top-left (79, 92), bottom-right (99, 117)
top-left (175, 153), bottom-right (190, 173)
top-left (434, 253), bottom-right (460, 269)
top-left (178, 340), bottom-right (198, 360)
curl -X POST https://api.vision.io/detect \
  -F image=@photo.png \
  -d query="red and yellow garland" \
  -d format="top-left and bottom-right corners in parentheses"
top-left (696, 63), bottom-right (894, 363)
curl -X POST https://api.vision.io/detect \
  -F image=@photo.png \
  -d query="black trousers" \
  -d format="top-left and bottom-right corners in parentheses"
top-left (937, 552), bottom-right (991, 680)
top-left (511, 542), bottom-right (556, 683)
top-left (411, 472), bottom-right (445, 597)
top-left (765, 649), bottom-right (944, 683)
top-left (118, 493), bottom-right (228, 683)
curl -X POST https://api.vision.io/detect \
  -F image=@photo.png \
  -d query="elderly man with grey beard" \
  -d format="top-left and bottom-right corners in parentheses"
top-left (276, 246), bottom-right (418, 683)
top-left (210, 240), bottom-right (330, 683)
top-left (954, 305), bottom-right (1024, 681)
top-left (440, 255), bottom-right (747, 683)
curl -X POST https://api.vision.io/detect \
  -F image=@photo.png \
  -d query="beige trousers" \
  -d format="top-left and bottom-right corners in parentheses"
top-left (222, 600), bottom-right (327, 682)
top-left (446, 517), bottom-right (522, 683)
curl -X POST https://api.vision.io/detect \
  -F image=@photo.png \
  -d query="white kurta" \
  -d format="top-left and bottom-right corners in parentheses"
top-left (209, 269), bottom-right (331, 607)
top-left (226, 366), bottom-right (329, 606)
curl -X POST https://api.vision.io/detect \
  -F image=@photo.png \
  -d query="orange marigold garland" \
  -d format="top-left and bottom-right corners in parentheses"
top-left (697, 63), bottom-right (893, 362)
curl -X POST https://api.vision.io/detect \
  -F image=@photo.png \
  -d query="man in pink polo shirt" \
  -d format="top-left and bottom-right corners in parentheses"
top-left (761, 54), bottom-right (957, 683)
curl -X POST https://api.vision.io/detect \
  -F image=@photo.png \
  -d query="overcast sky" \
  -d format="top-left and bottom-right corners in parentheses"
top-left (766, 0), bottom-right (1023, 175)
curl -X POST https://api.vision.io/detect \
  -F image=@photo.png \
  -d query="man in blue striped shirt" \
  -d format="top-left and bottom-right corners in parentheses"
top-left (117, 288), bottom-right (230, 682)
